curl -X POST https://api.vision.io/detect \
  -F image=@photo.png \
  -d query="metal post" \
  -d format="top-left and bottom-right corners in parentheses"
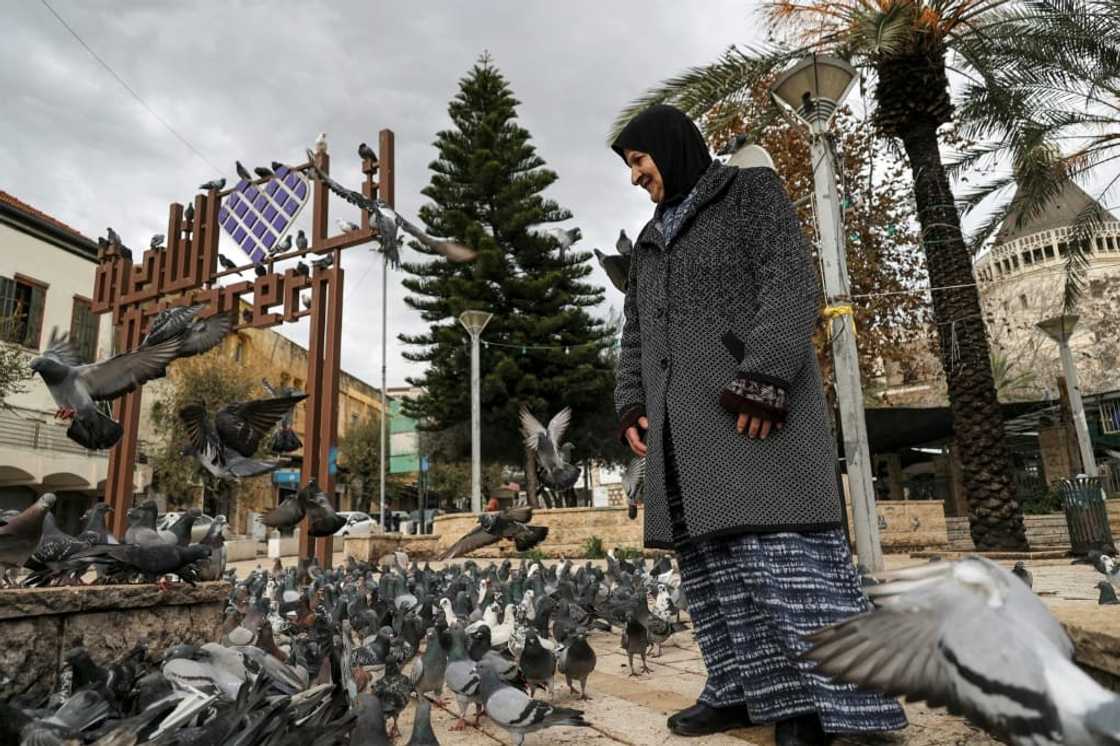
top-left (380, 252), bottom-right (388, 530)
top-left (458, 311), bottom-right (492, 514)
top-left (809, 121), bottom-right (884, 572)
top-left (1039, 315), bottom-right (1097, 477)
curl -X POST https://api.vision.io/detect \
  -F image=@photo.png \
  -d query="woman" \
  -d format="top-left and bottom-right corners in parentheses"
top-left (611, 105), bottom-right (906, 745)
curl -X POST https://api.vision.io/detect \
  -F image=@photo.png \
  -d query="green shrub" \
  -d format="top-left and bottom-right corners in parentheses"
top-left (614, 546), bottom-right (642, 561)
top-left (1020, 488), bottom-right (1064, 515)
top-left (582, 536), bottom-right (606, 559)
top-left (519, 548), bottom-right (546, 562)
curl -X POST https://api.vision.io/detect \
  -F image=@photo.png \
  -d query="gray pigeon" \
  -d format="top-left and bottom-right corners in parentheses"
top-left (409, 627), bottom-right (448, 703)
top-left (358, 142), bottom-right (377, 162)
top-left (150, 234), bottom-right (165, 250)
top-left (616, 228), bottom-right (633, 255)
top-left (179, 393), bottom-right (305, 482)
top-left (1098, 580), bottom-right (1119, 605)
top-left (594, 248), bottom-right (629, 293)
top-left (254, 165), bottom-right (274, 179)
top-left (24, 511), bottom-right (92, 586)
top-left (199, 177), bottom-right (226, 191)
top-left (350, 692), bottom-right (391, 746)
top-left (31, 329), bottom-right (184, 450)
top-left (124, 505), bottom-right (165, 546)
top-left (406, 695), bottom-right (440, 746)
top-left (557, 629), bottom-right (596, 700)
top-left (197, 514), bottom-right (227, 581)
top-left (184, 203), bottom-right (195, 222)
top-left (623, 457), bottom-right (645, 520)
top-left (541, 226), bottom-right (582, 259)
top-left (295, 229), bottom-right (308, 250)
top-left (269, 234), bottom-right (292, 256)
top-left (476, 665), bottom-right (589, 746)
top-left (76, 503), bottom-right (117, 545)
top-left (520, 406), bottom-right (581, 490)
top-left (805, 557), bottom-right (1119, 746)
top-left (518, 632), bottom-right (556, 697)
top-left (0, 494), bottom-right (57, 581)
top-left (141, 305), bottom-right (233, 361)
top-left (235, 161), bottom-right (252, 181)
top-left (76, 543), bottom-right (210, 586)
top-left (1012, 560), bottom-right (1034, 589)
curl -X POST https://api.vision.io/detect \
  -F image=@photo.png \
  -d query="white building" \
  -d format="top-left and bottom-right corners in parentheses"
top-left (0, 191), bottom-right (150, 532)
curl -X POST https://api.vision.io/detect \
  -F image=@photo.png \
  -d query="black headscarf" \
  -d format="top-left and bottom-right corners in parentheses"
top-left (611, 104), bottom-right (713, 206)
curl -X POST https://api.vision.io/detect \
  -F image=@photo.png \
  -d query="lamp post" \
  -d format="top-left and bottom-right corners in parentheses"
top-left (770, 54), bottom-right (884, 571)
top-left (1037, 314), bottom-right (1097, 477)
top-left (459, 310), bottom-right (493, 513)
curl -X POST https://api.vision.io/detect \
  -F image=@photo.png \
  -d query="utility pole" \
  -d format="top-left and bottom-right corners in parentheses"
top-left (458, 310), bottom-right (493, 513)
top-left (1038, 314), bottom-right (1097, 477)
top-left (380, 251), bottom-right (389, 529)
top-left (771, 55), bottom-right (883, 570)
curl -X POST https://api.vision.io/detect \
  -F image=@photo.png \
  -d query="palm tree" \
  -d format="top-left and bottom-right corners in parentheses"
top-left (613, 0), bottom-right (1116, 549)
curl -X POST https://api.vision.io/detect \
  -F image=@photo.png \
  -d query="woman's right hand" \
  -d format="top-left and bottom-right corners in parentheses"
top-left (625, 416), bottom-right (650, 457)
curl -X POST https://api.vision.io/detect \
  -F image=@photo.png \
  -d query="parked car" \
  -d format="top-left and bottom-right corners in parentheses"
top-left (334, 511), bottom-right (376, 537)
top-left (156, 512), bottom-right (222, 543)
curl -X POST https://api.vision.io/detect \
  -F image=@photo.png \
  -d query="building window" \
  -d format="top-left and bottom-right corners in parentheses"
top-left (1011, 255), bottom-right (1020, 269)
top-left (0, 274), bottom-right (47, 349)
top-left (1109, 236), bottom-right (1117, 252)
top-left (69, 296), bottom-right (98, 363)
top-left (1058, 241), bottom-right (1068, 256)
top-left (1019, 294), bottom-right (1029, 309)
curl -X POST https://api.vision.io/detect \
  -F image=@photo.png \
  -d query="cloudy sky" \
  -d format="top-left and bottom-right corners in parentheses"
top-left (1, 0), bottom-right (762, 388)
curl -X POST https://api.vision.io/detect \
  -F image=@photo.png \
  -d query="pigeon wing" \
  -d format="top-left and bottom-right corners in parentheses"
top-left (395, 213), bottom-right (477, 263)
top-left (503, 505), bottom-right (534, 524)
top-left (622, 458), bottom-right (645, 496)
top-left (305, 151), bottom-right (378, 213)
top-left (179, 310), bottom-right (234, 357)
top-left (178, 404), bottom-right (218, 456)
top-left (40, 328), bottom-right (83, 367)
top-left (546, 407), bottom-right (572, 446)
top-left (142, 304), bottom-right (202, 348)
top-left (77, 334), bottom-right (183, 401)
top-left (439, 524), bottom-right (500, 561)
top-left (217, 394), bottom-right (308, 457)
top-left (485, 686), bottom-right (547, 728)
top-left (519, 407), bottom-right (548, 452)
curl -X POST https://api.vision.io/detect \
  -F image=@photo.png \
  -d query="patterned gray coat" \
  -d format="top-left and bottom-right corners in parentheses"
top-left (615, 162), bottom-right (842, 549)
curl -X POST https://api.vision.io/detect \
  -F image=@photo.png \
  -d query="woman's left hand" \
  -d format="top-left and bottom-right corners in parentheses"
top-left (737, 413), bottom-right (781, 439)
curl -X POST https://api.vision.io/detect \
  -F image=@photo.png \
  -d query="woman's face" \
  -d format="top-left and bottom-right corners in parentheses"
top-left (624, 148), bottom-right (665, 204)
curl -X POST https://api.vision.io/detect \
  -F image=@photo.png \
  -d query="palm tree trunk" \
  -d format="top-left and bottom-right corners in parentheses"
top-left (899, 123), bottom-right (1028, 550)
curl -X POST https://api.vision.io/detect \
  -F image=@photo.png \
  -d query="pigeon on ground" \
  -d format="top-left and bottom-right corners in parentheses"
top-left (358, 142), bottom-right (377, 162)
top-left (305, 154), bottom-right (475, 264)
top-left (217, 254), bottom-right (241, 275)
top-left (1012, 560), bottom-right (1034, 589)
top-left (623, 457), bottom-right (645, 520)
top-left (235, 161), bottom-right (253, 181)
top-left (306, 485), bottom-right (346, 537)
top-left (616, 229), bottom-right (633, 255)
top-left (518, 632), bottom-right (556, 697)
top-left (23, 511), bottom-right (91, 586)
top-left (406, 695), bottom-right (440, 746)
top-left (296, 229), bottom-right (308, 250)
top-left (520, 406), bottom-right (581, 490)
top-left (260, 480), bottom-right (316, 532)
top-left (594, 248), bottom-right (630, 293)
top-left (199, 177), bottom-right (226, 191)
top-left (350, 692), bottom-right (391, 746)
top-left (804, 556), bottom-right (1120, 746)
top-left (622, 613), bottom-right (650, 676)
top-left (77, 543), bottom-right (210, 586)
top-left (477, 665), bottom-right (590, 746)
top-left (140, 305), bottom-right (233, 362)
top-left (150, 234), bottom-right (165, 250)
top-left (409, 627), bottom-right (448, 704)
top-left (1099, 581), bottom-right (1120, 605)
top-left (438, 505), bottom-right (549, 560)
top-left (337, 219), bottom-right (360, 233)
top-left (254, 165), bottom-right (274, 179)
top-left (557, 628), bottom-right (596, 700)
top-left (32, 329), bottom-right (184, 450)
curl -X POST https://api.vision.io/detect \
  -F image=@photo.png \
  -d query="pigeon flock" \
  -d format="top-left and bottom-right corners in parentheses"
top-left (0, 540), bottom-right (696, 746)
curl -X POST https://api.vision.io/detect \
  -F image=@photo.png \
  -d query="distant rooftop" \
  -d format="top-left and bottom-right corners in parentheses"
top-left (996, 179), bottom-right (1119, 245)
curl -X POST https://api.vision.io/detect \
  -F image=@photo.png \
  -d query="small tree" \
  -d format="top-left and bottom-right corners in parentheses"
top-left (0, 339), bottom-right (30, 408)
top-left (338, 414), bottom-right (382, 514)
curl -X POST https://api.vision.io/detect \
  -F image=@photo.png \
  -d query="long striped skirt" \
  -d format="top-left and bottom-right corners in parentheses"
top-left (666, 427), bottom-right (908, 733)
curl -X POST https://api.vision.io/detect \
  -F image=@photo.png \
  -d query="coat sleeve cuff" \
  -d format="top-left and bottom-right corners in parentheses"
top-left (617, 404), bottom-right (646, 444)
top-left (719, 375), bottom-right (788, 423)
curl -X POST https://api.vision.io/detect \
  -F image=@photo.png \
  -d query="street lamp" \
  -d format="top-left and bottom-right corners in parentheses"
top-left (1037, 314), bottom-right (1097, 477)
top-left (770, 54), bottom-right (885, 571)
top-left (459, 310), bottom-right (493, 513)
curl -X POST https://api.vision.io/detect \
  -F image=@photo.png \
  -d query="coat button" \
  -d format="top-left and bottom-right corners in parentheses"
top-left (660, 357), bottom-right (669, 370)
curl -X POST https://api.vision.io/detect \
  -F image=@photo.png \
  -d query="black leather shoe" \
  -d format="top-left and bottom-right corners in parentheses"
top-left (667, 702), bottom-right (754, 737)
top-left (775, 713), bottom-right (833, 746)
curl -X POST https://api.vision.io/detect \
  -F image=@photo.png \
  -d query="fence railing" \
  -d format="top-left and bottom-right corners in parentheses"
top-left (0, 407), bottom-right (109, 458)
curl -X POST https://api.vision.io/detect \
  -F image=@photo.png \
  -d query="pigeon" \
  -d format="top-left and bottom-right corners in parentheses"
top-left (106, 226), bottom-right (122, 246)
top-left (184, 203), bottom-right (195, 221)
top-left (22, 507), bottom-right (89, 586)
top-left (164, 507), bottom-right (201, 546)
top-left (1012, 560), bottom-right (1034, 589)
top-left (254, 264), bottom-right (267, 277)
top-left (295, 261), bottom-right (310, 277)
top-left (305, 154), bottom-right (476, 264)
top-left (623, 457), bottom-right (645, 520)
top-left (31, 328), bottom-right (184, 450)
top-left (541, 226), bottom-right (582, 259)
top-left (269, 234), bottom-right (293, 256)
top-left (217, 254), bottom-right (241, 275)
top-left (621, 613), bottom-right (650, 676)
top-left (518, 632), bottom-right (556, 697)
top-left (616, 229), bottom-right (633, 255)
top-left (254, 165), bottom-right (274, 180)
top-left (76, 543), bottom-right (210, 586)
top-left (140, 304), bottom-right (233, 361)
top-left (260, 481), bottom-right (313, 531)
top-left (199, 177), bottom-right (226, 191)
top-left (76, 502), bottom-right (117, 545)
top-left (197, 514), bottom-right (228, 581)
top-left (477, 665), bottom-right (590, 746)
top-left (409, 627), bottom-right (448, 704)
top-left (179, 394), bottom-right (305, 482)
top-left (314, 132), bottom-right (327, 154)
top-left (295, 229), bottom-right (308, 250)
top-left (271, 161), bottom-right (286, 172)
top-left (351, 692), bottom-right (391, 746)
top-left (438, 505), bottom-right (549, 560)
top-left (358, 142), bottom-right (378, 162)
top-left (260, 378), bottom-right (303, 453)
top-left (406, 695), bottom-right (440, 746)
top-left (1099, 581), bottom-right (1120, 605)
top-left (235, 161), bottom-right (252, 181)
top-left (213, 393), bottom-right (307, 458)
top-left (520, 406), bottom-right (581, 490)
top-left (312, 255), bottom-right (333, 270)
top-left (124, 504), bottom-right (166, 546)
top-left (804, 557), bottom-right (1120, 746)
top-left (594, 248), bottom-right (629, 293)
top-left (301, 294), bottom-right (312, 310)
top-left (557, 628), bottom-right (596, 700)
top-left (150, 234), bottom-right (165, 250)
top-left (337, 220), bottom-right (360, 233)
top-left (306, 485), bottom-right (346, 537)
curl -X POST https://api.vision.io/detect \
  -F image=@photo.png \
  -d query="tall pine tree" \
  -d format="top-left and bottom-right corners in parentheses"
top-left (401, 54), bottom-right (621, 503)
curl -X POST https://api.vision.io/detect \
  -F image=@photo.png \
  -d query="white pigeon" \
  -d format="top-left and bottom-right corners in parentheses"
top-left (337, 219), bottom-right (360, 233)
top-left (313, 132), bottom-right (328, 154)
top-left (476, 665), bottom-right (590, 746)
top-left (466, 602), bottom-right (501, 635)
top-left (804, 556), bottom-right (1120, 746)
top-left (489, 603), bottom-right (517, 650)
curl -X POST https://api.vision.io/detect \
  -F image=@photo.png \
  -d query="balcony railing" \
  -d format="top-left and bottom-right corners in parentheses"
top-left (0, 407), bottom-right (109, 457)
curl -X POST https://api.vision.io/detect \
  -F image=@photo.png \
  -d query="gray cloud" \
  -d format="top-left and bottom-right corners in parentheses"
top-left (2, 0), bottom-right (758, 387)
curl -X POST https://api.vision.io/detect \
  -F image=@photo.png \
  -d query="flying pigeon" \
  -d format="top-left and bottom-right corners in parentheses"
top-left (358, 142), bottom-right (377, 162)
top-left (616, 228), bottom-right (633, 255)
top-left (199, 178), bottom-right (226, 191)
top-left (260, 377), bottom-right (302, 453)
top-left (438, 505), bottom-right (549, 560)
top-left (141, 304), bottom-right (234, 361)
top-left (31, 328), bottom-right (184, 450)
top-left (804, 557), bottom-right (1120, 746)
top-left (150, 234), bottom-right (165, 250)
top-left (305, 485), bottom-right (346, 537)
top-left (541, 226), bottom-right (582, 259)
top-left (179, 393), bottom-right (305, 482)
top-left (337, 219), bottom-right (360, 233)
top-left (254, 165), bottom-right (274, 180)
top-left (476, 664), bottom-right (590, 746)
top-left (217, 254), bottom-right (241, 275)
top-left (296, 229), bottom-right (308, 250)
top-left (305, 152), bottom-right (475, 264)
top-left (0, 492), bottom-right (56, 584)
top-left (594, 248), bottom-right (630, 293)
top-left (259, 481), bottom-right (314, 532)
top-left (623, 457), bottom-right (645, 520)
top-left (520, 406), bottom-right (581, 490)
top-left (235, 161), bottom-right (252, 182)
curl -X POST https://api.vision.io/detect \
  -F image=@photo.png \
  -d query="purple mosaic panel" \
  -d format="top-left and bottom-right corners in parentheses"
top-left (219, 168), bottom-right (309, 261)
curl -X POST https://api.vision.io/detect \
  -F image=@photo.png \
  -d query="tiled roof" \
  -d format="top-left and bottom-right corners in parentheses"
top-left (0, 190), bottom-right (96, 246)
